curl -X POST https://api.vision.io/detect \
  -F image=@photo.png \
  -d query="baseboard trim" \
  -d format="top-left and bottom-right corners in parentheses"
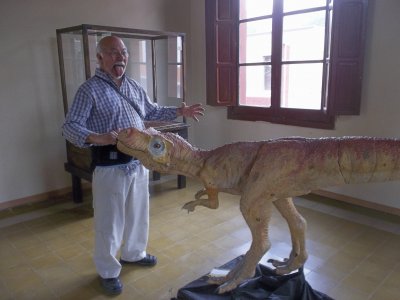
top-left (0, 183), bottom-right (92, 211)
top-left (2, 184), bottom-right (399, 217)
top-left (312, 190), bottom-right (400, 217)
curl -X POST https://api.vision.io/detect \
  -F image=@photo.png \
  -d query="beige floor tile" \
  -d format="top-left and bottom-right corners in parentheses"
top-left (66, 253), bottom-right (97, 276)
top-left (341, 259), bottom-right (391, 294)
top-left (328, 283), bottom-right (370, 300)
top-left (0, 248), bottom-right (29, 270)
top-left (18, 242), bottom-right (51, 261)
top-left (121, 265), bottom-right (155, 284)
top-left (0, 178), bottom-right (399, 299)
top-left (162, 243), bottom-right (196, 261)
top-left (13, 285), bottom-right (58, 300)
top-left (1, 265), bottom-right (50, 299)
top-left (31, 224), bottom-right (65, 241)
top-left (371, 266), bottom-right (400, 300)
top-left (305, 270), bottom-right (340, 294)
top-left (54, 243), bottom-right (88, 261)
top-left (7, 230), bottom-right (42, 250)
top-left (370, 287), bottom-right (400, 300)
top-left (129, 271), bottom-right (170, 295)
top-left (29, 252), bottom-right (64, 270)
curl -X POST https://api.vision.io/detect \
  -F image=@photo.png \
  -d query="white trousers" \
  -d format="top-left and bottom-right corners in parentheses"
top-left (92, 164), bottom-right (149, 279)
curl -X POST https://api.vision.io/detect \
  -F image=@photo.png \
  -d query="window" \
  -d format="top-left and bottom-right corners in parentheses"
top-left (167, 36), bottom-right (184, 99)
top-left (205, 0), bottom-right (368, 129)
top-left (263, 55), bottom-right (272, 92)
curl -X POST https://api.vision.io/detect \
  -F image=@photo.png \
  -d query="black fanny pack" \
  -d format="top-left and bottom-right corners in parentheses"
top-left (91, 145), bottom-right (133, 167)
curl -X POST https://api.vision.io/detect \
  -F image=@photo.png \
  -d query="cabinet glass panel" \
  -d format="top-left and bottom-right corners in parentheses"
top-left (60, 32), bottom-right (86, 111)
top-left (57, 25), bottom-right (185, 114)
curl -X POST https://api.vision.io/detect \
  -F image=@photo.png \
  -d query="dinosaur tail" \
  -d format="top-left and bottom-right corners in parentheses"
top-left (338, 137), bottom-right (400, 184)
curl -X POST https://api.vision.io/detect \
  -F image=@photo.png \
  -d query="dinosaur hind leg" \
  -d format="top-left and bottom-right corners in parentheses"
top-left (269, 197), bottom-right (308, 274)
top-left (208, 198), bottom-right (274, 294)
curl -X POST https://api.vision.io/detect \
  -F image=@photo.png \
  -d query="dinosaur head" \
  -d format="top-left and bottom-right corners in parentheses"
top-left (117, 127), bottom-right (175, 172)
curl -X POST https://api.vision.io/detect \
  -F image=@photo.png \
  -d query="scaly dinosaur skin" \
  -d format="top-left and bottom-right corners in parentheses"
top-left (117, 127), bottom-right (400, 293)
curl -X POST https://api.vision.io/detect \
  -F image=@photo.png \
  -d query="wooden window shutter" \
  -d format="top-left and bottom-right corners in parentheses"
top-left (328, 0), bottom-right (368, 115)
top-left (205, 0), bottom-right (238, 106)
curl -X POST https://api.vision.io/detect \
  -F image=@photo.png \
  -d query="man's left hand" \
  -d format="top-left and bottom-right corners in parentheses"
top-left (178, 102), bottom-right (205, 122)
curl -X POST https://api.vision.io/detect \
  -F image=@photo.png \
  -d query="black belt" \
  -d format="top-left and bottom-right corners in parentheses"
top-left (91, 145), bottom-right (135, 167)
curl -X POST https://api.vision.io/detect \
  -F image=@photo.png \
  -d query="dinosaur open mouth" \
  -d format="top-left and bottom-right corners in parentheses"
top-left (117, 140), bottom-right (144, 157)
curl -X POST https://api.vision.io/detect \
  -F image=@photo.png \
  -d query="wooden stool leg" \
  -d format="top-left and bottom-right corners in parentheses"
top-left (152, 171), bottom-right (161, 181)
top-left (71, 175), bottom-right (83, 203)
top-left (178, 175), bottom-right (186, 189)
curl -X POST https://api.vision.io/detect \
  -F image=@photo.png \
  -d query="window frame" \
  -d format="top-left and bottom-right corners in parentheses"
top-left (205, 0), bottom-right (369, 129)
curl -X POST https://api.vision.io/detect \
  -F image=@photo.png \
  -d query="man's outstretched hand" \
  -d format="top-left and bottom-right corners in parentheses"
top-left (178, 102), bottom-right (205, 122)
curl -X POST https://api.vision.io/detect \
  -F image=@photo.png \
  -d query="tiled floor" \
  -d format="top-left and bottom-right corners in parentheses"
top-left (0, 177), bottom-right (399, 299)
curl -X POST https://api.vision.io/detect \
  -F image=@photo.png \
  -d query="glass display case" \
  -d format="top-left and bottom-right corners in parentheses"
top-left (56, 24), bottom-right (189, 202)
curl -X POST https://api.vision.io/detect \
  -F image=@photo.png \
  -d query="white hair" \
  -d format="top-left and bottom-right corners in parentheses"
top-left (96, 35), bottom-right (112, 54)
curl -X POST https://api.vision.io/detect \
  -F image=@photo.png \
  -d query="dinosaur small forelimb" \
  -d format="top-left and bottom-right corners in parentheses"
top-left (181, 188), bottom-right (219, 212)
top-left (195, 188), bottom-right (208, 200)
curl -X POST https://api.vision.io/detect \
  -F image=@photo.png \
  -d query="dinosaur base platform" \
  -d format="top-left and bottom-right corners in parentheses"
top-left (173, 255), bottom-right (333, 300)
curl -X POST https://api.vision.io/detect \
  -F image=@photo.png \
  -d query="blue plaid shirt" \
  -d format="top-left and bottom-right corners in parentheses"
top-left (62, 68), bottom-right (178, 148)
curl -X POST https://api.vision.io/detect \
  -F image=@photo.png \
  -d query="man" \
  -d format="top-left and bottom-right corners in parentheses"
top-left (62, 35), bottom-right (204, 295)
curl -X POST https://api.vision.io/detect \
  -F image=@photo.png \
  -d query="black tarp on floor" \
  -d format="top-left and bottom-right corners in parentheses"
top-left (174, 256), bottom-right (334, 300)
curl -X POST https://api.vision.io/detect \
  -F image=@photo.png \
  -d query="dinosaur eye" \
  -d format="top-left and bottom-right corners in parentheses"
top-left (148, 137), bottom-right (165, 156)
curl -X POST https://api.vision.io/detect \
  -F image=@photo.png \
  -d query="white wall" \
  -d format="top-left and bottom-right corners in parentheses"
top-left (0, 0), bottom-right (187, 204)
top-left (187, 0), bottom-right (400, 209)
top-left (1, 0), bottom-right (399, 211)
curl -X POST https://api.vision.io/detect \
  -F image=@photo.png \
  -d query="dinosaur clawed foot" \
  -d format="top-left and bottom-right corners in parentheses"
top-left (216, 279), bottom-right (242, 294)
top-left (182, 201), bottom-right (197, 212)
top-left (268, 257), bottom-right (289, 267)
top-left (207, 260), bottom-right (255, 294)
top-left (268, 258), bottom-right (295, 275)
top-left (268, 251), bottom-right (307, 275)
top-left (207, 274), bottom-right (242, 294)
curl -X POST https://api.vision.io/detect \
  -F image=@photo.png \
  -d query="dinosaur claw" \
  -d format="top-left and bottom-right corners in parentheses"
top-left (207, 275), bottom-right (233, 294)
top-left (216, 280), bottom-right (239, 294)
top-left (268, 258), bottom-right (287, 268)
top-left (207, 277), bottom-right (225, 285)
top-left (182, 202), bottom-right (196, 212)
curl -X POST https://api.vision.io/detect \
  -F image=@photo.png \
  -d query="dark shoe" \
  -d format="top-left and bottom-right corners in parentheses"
top-left (120, 254), bottom-right (157, 267)
top-left (99, 277), bottom-right (123, 295)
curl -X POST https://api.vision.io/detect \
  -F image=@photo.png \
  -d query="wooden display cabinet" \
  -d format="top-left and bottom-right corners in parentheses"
top-left (56, 24), bottom-right (188, 202)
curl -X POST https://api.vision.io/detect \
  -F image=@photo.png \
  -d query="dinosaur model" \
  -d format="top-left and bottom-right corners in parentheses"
top-left (117, 127), bottom-right (400, 294)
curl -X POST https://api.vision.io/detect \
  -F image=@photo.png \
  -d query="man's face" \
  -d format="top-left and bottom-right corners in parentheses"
top-left (97, 37), bottom-right (129, 80)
